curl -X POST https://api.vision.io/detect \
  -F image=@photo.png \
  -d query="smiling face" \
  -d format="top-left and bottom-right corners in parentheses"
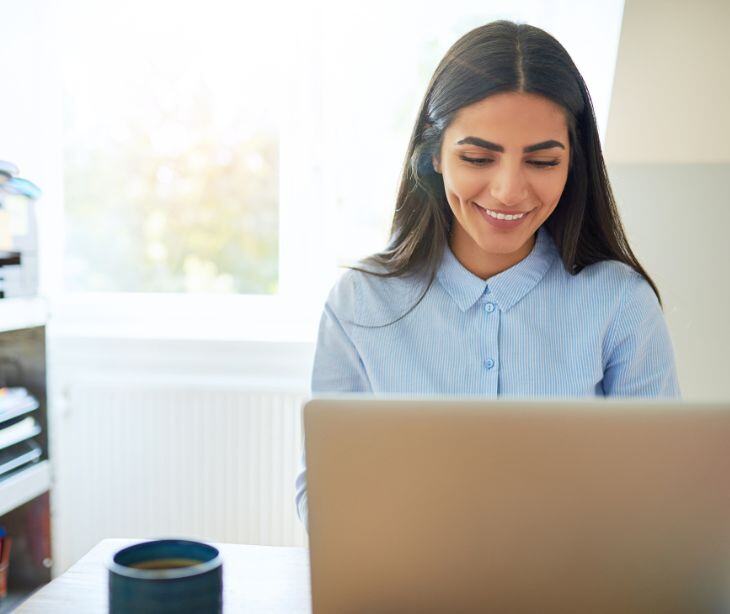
top-left (433, 91), bottom-right (571, 280)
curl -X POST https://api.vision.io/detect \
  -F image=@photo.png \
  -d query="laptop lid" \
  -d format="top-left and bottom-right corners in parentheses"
top-left (304, 396), bottom-right (730, 614)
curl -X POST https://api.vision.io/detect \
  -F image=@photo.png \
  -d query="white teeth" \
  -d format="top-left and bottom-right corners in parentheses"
top-left (484, 208), bottom-right (525, 221)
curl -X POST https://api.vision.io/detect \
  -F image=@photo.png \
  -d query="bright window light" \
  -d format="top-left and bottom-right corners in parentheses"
top-left (55, 0), bottom-right (624, 340)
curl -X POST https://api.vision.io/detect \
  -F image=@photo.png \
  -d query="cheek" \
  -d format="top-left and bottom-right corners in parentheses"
top-left (534, 171), bottom-right (569, 206)
top-left (443, 168), bottom-right (483, 203)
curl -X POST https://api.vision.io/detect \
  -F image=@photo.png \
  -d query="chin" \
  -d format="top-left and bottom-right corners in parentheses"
top-left (475, 228), bottom-right (528, 246)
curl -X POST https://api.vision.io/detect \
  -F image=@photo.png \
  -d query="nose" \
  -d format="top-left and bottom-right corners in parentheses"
top-left (489, 161), bottom-right (528, 207)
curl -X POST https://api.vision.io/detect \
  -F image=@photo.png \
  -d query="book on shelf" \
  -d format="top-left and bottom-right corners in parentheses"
top-left (0, 388), bottom-right (41, 479)
top-left (0, 416), bottom-right (40, 451)
top-left (0, 439), bottom-right (41, 479)
top-left (0, 387), bottom-right (39, 423)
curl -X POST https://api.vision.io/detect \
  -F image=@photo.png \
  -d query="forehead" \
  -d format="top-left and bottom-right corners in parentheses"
top-left (448, 92), bottom-right (568, 143)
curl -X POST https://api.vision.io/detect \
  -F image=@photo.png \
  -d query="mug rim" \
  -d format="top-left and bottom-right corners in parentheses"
top-left (108, 539), bottom-right (222, 581)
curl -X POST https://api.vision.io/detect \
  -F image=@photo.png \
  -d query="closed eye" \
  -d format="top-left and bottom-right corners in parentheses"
top-left (459, 156), bottom-right (560, 168)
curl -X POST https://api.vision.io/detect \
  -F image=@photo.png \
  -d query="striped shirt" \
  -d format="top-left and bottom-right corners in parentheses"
top-left (295, 226), bottom-right (681, 528)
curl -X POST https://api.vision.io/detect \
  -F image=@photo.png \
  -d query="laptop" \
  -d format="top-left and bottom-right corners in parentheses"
top-left (303, 395), bottom-right (730, 614)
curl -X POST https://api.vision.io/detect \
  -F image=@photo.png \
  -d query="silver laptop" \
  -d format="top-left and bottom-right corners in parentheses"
top-left (303, 395), bottom-right (730, 614)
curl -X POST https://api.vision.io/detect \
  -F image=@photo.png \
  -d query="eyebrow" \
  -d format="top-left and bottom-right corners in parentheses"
top-left (456, 137), bottom-right (566, 153)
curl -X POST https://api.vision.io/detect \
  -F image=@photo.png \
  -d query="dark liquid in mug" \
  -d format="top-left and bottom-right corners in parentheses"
top-left (128, 558), bottom-right (202, 570)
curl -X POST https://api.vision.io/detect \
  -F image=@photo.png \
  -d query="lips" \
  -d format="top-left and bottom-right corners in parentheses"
top-left (472, 202), bottom-right (532, 229)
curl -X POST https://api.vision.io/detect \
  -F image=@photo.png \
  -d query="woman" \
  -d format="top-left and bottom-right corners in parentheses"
top-left (295, 20), bottom-right (680, 529)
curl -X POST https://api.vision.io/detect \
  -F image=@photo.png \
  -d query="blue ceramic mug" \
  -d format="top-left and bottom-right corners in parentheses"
top-left (108, 539), bottom-right (223, 613)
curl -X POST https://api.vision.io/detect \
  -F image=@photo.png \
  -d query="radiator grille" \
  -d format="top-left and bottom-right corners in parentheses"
top-left (52, 383), bottom-right (308, 572)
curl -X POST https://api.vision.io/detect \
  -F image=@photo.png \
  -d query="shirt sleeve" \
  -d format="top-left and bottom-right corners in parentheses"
top-left (295, 271), bottom-right (372, 531)
top-left (602, 270), bottom-right (681, 399)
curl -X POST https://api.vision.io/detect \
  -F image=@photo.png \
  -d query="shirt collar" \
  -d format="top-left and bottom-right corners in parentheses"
top-left (436, 226), bottom-right (559, 313)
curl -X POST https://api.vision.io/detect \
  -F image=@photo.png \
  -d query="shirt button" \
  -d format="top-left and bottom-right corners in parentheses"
top-left (484, 302), bottom-right (495, 313)
top-left (484, 358), bottom-right (495, 370)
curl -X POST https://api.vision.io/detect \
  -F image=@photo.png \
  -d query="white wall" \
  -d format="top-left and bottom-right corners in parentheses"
top-left (605, 0), bottom-right (730, 400)
top-left (605, 0), bottom-right (730, 164)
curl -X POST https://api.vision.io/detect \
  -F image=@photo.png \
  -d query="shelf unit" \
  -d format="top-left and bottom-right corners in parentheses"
top-left (0, 461), bottom-right (51, 518)
top-left (0, 297), bottom-right (51, 611)
top-left (0, 298), bottom-right (48, 334)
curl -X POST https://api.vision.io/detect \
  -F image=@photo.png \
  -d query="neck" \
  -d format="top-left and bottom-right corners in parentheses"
top-left (449, 227), bottom-right (537, 280)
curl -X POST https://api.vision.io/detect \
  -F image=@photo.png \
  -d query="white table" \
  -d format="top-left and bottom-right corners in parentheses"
top-left (15, 538), bottom-right (312, 613)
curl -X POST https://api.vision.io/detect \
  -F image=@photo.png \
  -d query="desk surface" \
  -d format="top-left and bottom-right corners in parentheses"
top-left (16, 538), bottom-right (312, 613)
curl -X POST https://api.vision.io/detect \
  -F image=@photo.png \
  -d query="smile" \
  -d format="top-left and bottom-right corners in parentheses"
top-left (472, 203), bottom-right (533, 228)
top-left (484, 209), bottom-right (525, 221)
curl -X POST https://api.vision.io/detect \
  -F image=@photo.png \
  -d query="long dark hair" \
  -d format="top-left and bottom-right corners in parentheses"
top-left (345, 19), bottom-right (661, 328)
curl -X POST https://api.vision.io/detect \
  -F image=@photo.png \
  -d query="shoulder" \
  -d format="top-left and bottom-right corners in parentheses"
top-left (574, 261), bottom-right (665, 345)
top-left (539, 231), bottom-right (641, 299)
top-left (326, 262), bottom-right (429, 328)
top-left (543, 258), bottom-right (661, 330)
top-left (574, 258), bottom-right (640, 287)
top-left (323, 268), bottom-right (360, 320)
top-left (571, 259), bottom-right (656, 305)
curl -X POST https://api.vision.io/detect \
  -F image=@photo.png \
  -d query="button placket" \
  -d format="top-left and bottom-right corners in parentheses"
top-left (480, 291), bottom-right (499, 394)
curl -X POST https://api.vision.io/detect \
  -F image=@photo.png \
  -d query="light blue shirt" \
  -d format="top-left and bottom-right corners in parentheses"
top-left (295, 226), bottom-right (681, 528)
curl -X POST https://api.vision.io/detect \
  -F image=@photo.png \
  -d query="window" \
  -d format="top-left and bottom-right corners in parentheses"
top-left (63, 1), bottom-right (281, 294)
top-left (56, 0), bottom-right (624, 340)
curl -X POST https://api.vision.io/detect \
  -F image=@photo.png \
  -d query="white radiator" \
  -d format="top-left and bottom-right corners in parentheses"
top-left (51, 382), bottom-right (309, 573)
